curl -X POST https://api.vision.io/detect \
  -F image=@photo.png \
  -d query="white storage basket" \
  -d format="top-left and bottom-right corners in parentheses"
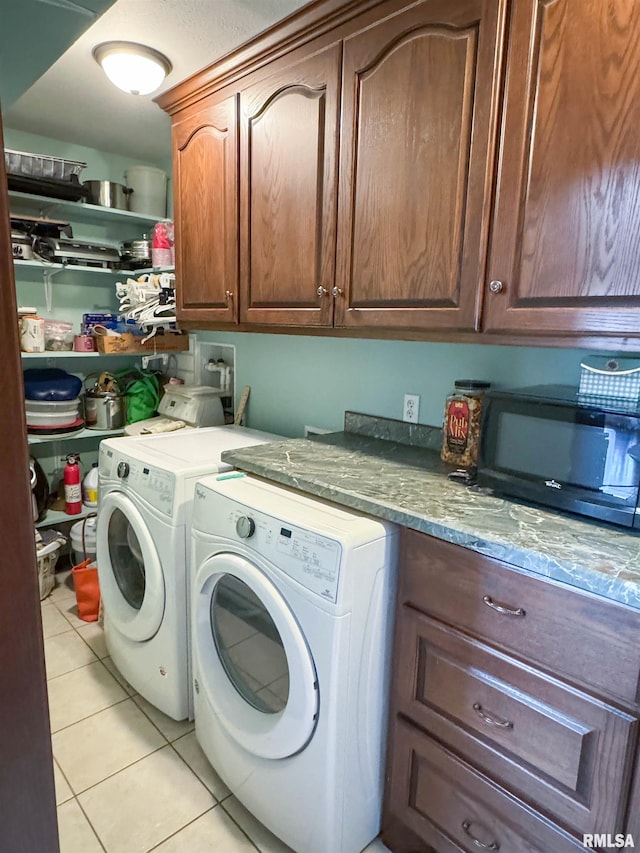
top-left (579, 357), bottom-right (640, 402)
top-left (35, 529), bottom-right (66, 600)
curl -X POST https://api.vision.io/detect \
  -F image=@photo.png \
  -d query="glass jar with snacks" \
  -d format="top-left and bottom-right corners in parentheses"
top-left (441, 380), bottom-right (491, 476)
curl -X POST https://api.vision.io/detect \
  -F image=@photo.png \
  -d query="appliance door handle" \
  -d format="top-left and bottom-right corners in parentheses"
top-left (472, 702), bottom-right (513, 729)
top-left (482, 595), bottom-right (525, 617)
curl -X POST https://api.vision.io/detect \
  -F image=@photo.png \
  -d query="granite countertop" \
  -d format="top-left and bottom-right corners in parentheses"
top-left (221, 414), bottom-right (640, 610)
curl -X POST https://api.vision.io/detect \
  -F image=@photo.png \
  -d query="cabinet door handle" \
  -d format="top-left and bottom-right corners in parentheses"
top-left (461, 820), bottom-right (500, 850)
top-left (331, 286), bottom-right (343, 297)
top-left (225, 290), bottom-right (234, 301)
top-left (317, 286), bottom-right (329, 297)
top-left (473, 702), bottom-right (513, 729)
top-left (482, 595), bottom-right (525, 617)
top-left (489, 279), bottom-right (504, 293)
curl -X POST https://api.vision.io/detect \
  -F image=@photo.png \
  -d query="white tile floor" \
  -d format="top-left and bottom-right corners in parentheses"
top-left (42, 570), bottom-right (392, 853)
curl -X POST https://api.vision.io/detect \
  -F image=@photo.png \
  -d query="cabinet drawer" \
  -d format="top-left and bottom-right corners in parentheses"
top-left (401, 528), bottom-right (640, 703)
top-left (389, 717), bottom-right (584, 853)
top-left (396, 609), bottom-right (637, 834)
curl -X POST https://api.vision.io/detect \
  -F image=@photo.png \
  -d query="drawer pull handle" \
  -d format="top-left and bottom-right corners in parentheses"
top-left (482, 595), bottom-right (525, 617)
top-left (461, 820), bottom-right (500, 850)
top-left (473, 702), bottom-right (513, 729)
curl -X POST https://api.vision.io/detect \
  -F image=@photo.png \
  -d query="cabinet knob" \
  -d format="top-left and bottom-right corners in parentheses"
top-left (225, 290), bottom-right (234, 301)
top-left (331, 287), bottom-right (343, 298)
top-left (317, 286), bottom-right (328, 297)
top-left (489, 279), bottom-right (504, 293)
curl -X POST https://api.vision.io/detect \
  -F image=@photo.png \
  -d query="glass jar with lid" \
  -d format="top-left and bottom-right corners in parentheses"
top-left (441, 380), bottom-right (491, 474)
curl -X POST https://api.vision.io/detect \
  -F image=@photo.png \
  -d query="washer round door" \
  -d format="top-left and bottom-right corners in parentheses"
top-left (97, 491), bottom-right (165, 642)
top-left (194, 552), bottom-right (318, 760)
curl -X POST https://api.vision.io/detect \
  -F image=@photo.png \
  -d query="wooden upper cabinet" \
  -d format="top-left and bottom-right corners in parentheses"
top-left (485, 0), bottom-right (640, 336)
top-left (173, 94), bottom-right (238, 323)
top-left (238, 45), bottom-right (340, 326)
top-left (334, 0), bottom-right (507, 331)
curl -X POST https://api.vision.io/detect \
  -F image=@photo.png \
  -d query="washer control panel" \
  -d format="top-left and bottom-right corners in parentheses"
top-left (103, 449), bottom-right (175, 517)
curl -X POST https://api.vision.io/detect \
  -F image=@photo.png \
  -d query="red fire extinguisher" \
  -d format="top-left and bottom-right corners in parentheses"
top-left (64, 454), bottom-right (82, 515)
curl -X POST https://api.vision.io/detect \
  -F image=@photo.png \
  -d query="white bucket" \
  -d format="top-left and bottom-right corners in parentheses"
top-left (71, 517), bottom-right (97, 566)
top-left (125, 166), bottom-right (167, 218)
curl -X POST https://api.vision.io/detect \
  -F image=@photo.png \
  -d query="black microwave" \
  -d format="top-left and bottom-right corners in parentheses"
top-left (478, 385), bottom-right (640, 529)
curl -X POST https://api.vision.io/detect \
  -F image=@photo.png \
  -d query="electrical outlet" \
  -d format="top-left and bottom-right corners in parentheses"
top-left (403, 393), bottom-right (420, 423)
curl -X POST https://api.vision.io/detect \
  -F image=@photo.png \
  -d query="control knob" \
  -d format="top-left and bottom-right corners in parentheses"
top-left (117, 461), bottom-right (130, 479)
top-left (236, 516), bottom-right (256, 539)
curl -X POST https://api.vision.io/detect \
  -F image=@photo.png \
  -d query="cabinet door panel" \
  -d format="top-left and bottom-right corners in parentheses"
top-left (485, 0), bottom-right (640, 335)
top-left (173, 95), bottom-right (238, 322)
top-left (335, 0), bottom-right (506, 331)
top-left (239, 46), bottom-right (340, 326)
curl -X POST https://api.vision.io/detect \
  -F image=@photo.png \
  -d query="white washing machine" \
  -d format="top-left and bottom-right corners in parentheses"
top-left (191, 475), bottom-right (398, 853)
top-left (96, 426), bottom-right (282, 721)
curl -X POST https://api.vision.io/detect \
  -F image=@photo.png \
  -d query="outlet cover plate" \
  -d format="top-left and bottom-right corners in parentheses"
top-left (403, 394), bottom-right (420, 423)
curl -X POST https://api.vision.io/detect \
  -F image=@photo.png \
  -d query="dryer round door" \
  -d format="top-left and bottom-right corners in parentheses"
top-left (97, 491), bottom-right (165, 642)
top-left (194, 552), bottom-right (318, 760)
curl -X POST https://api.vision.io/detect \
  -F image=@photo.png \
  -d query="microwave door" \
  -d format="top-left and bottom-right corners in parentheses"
top-left (479, 400), bottom-right (640, 527)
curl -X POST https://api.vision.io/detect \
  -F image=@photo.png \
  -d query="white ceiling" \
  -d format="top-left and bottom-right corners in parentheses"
top-left (4, 0), bottom-right (309, 166)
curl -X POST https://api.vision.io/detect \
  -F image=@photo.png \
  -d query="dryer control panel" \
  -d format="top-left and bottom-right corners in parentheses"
top-left (101, 446), bottom-right (175, 517)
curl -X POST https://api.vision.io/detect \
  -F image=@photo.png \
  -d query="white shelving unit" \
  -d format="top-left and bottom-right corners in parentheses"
top-left (9, 189), bottom-right (159, 229)
top-left (27, 426), bottom-right (125, 446)
top-left (13, 190), bottom-right (152, 529)
top-left (36, 506), bottom-right (97, 530)
top-left (13, 258), bottom-right (124, 285)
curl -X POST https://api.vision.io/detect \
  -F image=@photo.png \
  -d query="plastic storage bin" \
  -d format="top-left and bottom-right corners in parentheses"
top-left (70, 517), bottom-right (97, 566)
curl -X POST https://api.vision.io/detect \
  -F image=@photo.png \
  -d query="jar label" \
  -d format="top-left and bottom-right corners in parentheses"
top-left (446, 400), bottom-right (470, 452)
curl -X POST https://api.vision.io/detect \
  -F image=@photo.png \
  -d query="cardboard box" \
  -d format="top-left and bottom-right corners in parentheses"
top-left (95, 332), bottom-right (189, 355)
top-left (130, 334), bottom-right (189, 353)
top-left (95, 332), bottom-right (135, 354)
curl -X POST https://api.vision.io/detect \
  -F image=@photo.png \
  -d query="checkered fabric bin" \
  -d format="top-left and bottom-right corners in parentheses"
top-left (579, 358), bottom-right (640, 402)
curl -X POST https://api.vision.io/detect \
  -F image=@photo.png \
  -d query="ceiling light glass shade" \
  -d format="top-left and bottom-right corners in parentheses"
top-left (93, 42), bottom-right (172, 96)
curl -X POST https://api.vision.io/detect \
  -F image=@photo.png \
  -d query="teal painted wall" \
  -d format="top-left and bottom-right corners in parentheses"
top-left (4, 127), bottom-right (170, 183)
top-left (197, 330), bottom-right (638, 437)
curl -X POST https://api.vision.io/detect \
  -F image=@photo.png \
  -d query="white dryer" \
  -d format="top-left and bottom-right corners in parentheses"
top-left (96, 427), bottom-right (282, 721)
top-left (191, 475), bottom-right (398, 853)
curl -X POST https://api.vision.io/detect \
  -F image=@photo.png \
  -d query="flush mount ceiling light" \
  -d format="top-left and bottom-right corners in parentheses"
top-left (93, 41), bottom-right (172, 96)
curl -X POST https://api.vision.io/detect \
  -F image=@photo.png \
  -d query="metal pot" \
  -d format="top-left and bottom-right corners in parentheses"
top-left (83, 180), bottom-right (132, 210)
top-left (84, 389), bottom-right (125, 430)
top-left (121, 235), bottom-right (152, 259)
top-left (84, 373), bottom-right (125, 430)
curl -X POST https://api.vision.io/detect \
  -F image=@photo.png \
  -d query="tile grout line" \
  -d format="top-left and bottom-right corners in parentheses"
top-left (51, 695), bottom-right (133, 736)
top-left (47, 575), bottom-right (259, 852)
top-left (219, 801), bottom-right (264, 853)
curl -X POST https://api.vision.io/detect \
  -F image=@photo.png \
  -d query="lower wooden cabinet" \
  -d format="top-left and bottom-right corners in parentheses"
top-left (388, 719), bottom-right (584, 853)
top-left (382, 529), bottom-right (640, 853)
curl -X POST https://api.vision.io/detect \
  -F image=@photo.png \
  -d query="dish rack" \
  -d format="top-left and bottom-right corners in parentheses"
top-left (4, 148), bottom-right (86, 181)
top-left (36, 529), bottom-right (66, 600)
